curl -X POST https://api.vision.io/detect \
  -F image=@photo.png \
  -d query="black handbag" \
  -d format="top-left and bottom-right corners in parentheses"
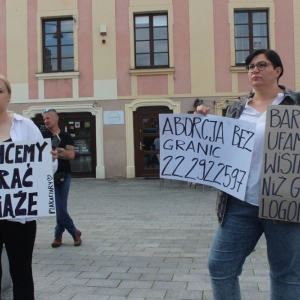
top-left (54, 172), bottom-right (67, 185)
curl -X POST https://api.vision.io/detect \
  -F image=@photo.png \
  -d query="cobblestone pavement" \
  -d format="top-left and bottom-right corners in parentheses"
top-left (2, 178), bottom-right (270, 300)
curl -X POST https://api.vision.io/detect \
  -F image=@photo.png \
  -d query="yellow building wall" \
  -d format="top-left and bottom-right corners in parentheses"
top-left (130, 0), bottom-right (172, 6)
top-left (294, 0), bottom-right (300, 91)
top-left (6, 0), bottom-right (28, 83)
top-left (38, 0), bottom-right (77, 11)
top-left (92, 0), bottom-right (117, 80)
top-left (189, 0), bottom-right (215, 97)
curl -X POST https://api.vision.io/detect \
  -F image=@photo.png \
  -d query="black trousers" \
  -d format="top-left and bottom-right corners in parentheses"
top-left (0, 220), bottom-right (36, 300)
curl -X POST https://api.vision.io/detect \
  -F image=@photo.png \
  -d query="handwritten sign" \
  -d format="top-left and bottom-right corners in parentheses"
top-left (260, 106), bottom-right (300, 222)
top-left (0, 139), bottom-right (56, 220)
top-left (159, 114), bottom-right (256, 200)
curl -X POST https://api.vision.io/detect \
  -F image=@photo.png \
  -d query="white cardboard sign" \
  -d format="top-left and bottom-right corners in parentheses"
top-left (0, 138), bottom-right (56, 220)
top-left (260, 105), bottom-right (300, 222)
top-left (159, 114), bottom-right (256, 200)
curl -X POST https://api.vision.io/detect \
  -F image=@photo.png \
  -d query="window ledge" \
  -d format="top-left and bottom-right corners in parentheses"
top-left (129, 68), bottom-right (175, 76)
top-left (230, 66), bottom-right (247, 73)
top-left (35, 72), bottom-right (80, 80)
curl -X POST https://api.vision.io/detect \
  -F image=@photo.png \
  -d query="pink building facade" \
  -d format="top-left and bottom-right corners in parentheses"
top-left (1, 0), bottom-right (300, 178)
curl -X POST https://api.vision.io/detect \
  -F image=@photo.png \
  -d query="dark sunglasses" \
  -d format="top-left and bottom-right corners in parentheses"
top-left (43, 108), bottom-right (58, 114)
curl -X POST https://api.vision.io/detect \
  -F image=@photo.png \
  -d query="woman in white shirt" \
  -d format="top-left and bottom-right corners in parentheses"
top-left (0, 75), bottom-right (57, 299)
top-left (196, 50), bottom-right (300, 300)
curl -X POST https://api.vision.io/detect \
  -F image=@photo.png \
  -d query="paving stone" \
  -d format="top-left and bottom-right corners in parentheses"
top-left (35, 283), bottom-right (66, 293)
top-left (107, 297), bottom-right (144, 300)
top-left (68, 265), bottom-right (101, 272)
top-left (61, 285), bottom-right (97, 294)
top-left (172, 274), bottom-right (205, 283)
top-left (153, 281), bottom-right (187, 290)
top-left (35, 292), bottom-right (75, 300)
top-left (48, 271), bottom-right (81, 278)
top-left (129, 288), bottom-right (166, 298)
top-left (53, 278), bottom-right (89, 286)
top-left (140, 274), bottom-right (173, 282)
top-left (165, 289), bottom-right (202, 299)
top-left (86, 279), bottom-right (121, 288)
top-left (34, 276), bottom-right (60, 285)
top-left (77, 271), bottom-right (111, 279)
top-left (158, 268), bottom-right (190, 275)
top-left (258, 282), bottom-right (270, 292)
top-left (128, 267), bottom-right (160, 274)
top-left (72, 295), bottom-right (108, 300)
top-left (98, 267), bottom-right (130, 273)
top-left (94, 287), bottom-right (131, 297)
top-left (187, 282), bottom-right (211, 291)
top-left (108, 272), bottom-right (142, 281)
top-left (119, 261), bottom-right (149, 267)
top-left (118, 280), bottom-right (154, 289)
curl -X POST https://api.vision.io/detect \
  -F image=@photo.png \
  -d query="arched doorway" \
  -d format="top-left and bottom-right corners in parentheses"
top-left (125, 99), bottom-right (181, 178)
top-left (133, 106), bottom-right (172, 177)
top-left (23, 104), bottom-right (105, 179)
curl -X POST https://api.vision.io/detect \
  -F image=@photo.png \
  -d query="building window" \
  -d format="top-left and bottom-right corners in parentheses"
top-left (42, 18), bottom-right (74, 72)
top-left (234, 11), bottom-right (269, 65)
top-left (134, 14), bottom-right (169, 68)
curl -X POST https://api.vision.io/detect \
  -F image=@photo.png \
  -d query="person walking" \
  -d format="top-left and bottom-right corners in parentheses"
top-left (0, 75), bottom-right (58, 299)
top-left (42, 108), bottom-right (82, 247)
top-left (196, 49), bottom-right (300, 300)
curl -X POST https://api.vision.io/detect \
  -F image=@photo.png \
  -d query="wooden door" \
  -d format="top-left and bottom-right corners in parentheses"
top-left (134, 106), bottom-right (172, 177)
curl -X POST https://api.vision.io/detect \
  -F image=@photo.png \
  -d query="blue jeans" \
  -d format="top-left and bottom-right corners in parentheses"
top-left (208, 196), bottom-right (300, 300)
top-left (54, 173), bottom-right (77, 238)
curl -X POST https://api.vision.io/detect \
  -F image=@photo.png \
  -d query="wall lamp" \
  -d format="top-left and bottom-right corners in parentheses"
top-left (193, 98), bottom-right (203, 108)
top-left (100, 25), bottom-right (107, 36)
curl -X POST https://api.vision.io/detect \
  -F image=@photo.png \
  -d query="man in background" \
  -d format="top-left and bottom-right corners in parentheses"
top-left (42, 108), bottom-right (82, 247)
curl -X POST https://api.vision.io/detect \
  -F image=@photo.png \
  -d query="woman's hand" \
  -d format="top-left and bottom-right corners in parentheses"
top-left (51, 149), bottom-right (58, 162)
top-left (194, 105), bottom-right (211, 116)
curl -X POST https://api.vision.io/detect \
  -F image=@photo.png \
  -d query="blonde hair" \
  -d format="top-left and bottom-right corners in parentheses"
top-left (0, 75), bottom-right (12, 95)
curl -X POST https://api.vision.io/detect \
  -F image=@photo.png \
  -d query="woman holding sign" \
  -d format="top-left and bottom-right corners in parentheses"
top-left (196, 50), bottom-right (300, 300)
top-left (0, 75), bottom-right (58, 299)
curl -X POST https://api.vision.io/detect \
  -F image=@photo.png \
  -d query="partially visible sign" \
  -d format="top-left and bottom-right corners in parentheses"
top-left (159, 114), bottom-right (256, 200)
top-left (103, 111), bottom-right (124, 125)
top-left (260, 105), bottom-right (300, 222)
top-left (74, 139), bottom-right (90, 154)
top-left (0, 139), bottom-right (56, 220)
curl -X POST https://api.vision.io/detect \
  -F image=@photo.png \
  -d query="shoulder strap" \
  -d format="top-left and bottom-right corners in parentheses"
top-left (296, 92), bottom-right (300, 105)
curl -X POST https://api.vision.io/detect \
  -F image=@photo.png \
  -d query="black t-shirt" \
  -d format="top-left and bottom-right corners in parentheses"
top-left (43, 130), bottom-right (74, 173)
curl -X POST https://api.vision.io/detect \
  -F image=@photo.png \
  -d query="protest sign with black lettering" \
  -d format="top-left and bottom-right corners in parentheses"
top-left (0, 138), bottom-right (56, 220)
top-left (260, 105), bottom-right (300, 222)
top-left (159, 114), bottom-right (256, 200)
